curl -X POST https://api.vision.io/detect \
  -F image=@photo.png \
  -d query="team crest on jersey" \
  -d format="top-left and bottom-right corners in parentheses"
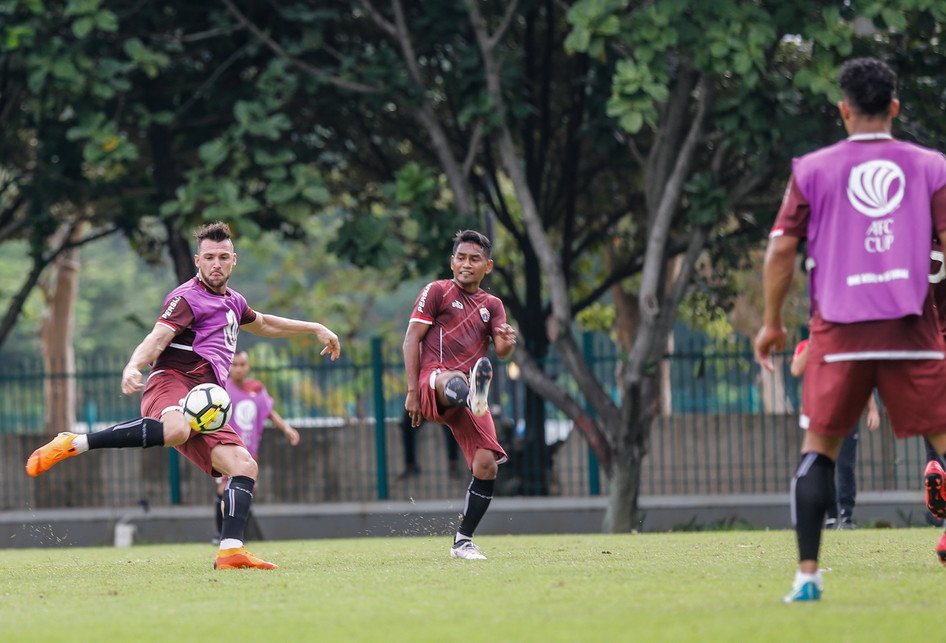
top-left (452, 300), bottom-right (464, 310)
top-left (480, 307), bottom-right (490, 323)
top-left (847, 159), bottom-right (905, 218)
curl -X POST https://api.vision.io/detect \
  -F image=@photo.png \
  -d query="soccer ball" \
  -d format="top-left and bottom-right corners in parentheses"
top-left (182, 383), bottom-right (232, 433)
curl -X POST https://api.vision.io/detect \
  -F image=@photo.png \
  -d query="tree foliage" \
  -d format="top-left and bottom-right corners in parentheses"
top-left (4, 0), bottom-right (946, 530)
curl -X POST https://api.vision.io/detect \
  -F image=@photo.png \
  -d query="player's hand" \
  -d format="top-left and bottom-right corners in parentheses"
top-left (405, 392), bottom-right (423, 428)
top-left (754, 325), bottom-right (786, 373)
top-left (284, 426), bottom-right (301, 445)
top-left (315, 324), bottom-right (341, 360)
top-left (496, 323), bottom-right (517, 345)
top-left (121, 365), bottom-right (144, 395)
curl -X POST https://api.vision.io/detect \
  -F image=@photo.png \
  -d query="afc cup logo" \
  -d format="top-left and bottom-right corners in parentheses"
top-left (846, 159), bottom-right (905, 218)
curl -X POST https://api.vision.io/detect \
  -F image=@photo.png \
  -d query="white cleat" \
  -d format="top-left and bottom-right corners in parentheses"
top-left (468, 357), bottom-right (492, 417)
top-left (450, 540), bottom-right (487, 560)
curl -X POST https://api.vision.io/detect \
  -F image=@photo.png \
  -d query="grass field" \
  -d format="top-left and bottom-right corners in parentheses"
top-left (1, 528), bottom-right (943, 642)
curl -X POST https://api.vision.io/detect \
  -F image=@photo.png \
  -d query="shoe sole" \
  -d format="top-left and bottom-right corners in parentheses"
top-left (469, 358), bottom-right (492, 417)
top-left (214, 559), bottom-right (278, 570)
top-left (926, 471), bottom-right (946, 519)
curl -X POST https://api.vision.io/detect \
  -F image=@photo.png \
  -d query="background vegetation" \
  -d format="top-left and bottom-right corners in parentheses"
top-left (3, 0), bottom-right (946, 531)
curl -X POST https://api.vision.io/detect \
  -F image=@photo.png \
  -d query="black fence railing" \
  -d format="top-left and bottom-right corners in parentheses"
top-left (0, 335), bottom-right (932, 512)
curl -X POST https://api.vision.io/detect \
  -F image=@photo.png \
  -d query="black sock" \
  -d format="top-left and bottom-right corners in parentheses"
top-left (443, 376), bottom-right (470, 408)
top-left (457, 476), bottom-right (495, 541)
top-left (220, 475), bottom-right (255, 542)
top-left (86, 417), bottom-right (164, 450)
top-left (792, 452), bottom-right (835, 562)
top-left (214, 494), bottom-right (224, 537)
top-left (924, 437), bottom-right (944, 466)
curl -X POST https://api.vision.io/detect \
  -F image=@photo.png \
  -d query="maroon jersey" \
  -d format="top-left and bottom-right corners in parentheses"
top-left (409, 279), bottom-right (506, 373)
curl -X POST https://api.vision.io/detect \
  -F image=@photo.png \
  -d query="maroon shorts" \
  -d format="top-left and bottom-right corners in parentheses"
top-left (803, 341), bottom-right (946, 439)
top-left (141, 370), bottom-right (247, 476)
top-left (418, 367), bottom-right (507, 468)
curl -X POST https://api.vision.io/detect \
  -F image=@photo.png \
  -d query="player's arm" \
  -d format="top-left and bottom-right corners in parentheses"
top-left (754, 233), bottom-right (799, 372)
top-left (243, 313), bottom-right (340, 360)
top-left (402, 321), bottom-right (429, 427)
top-left (121, 323), bottom-right (177, 395)
top-left (267, 409), bottom-right (300, 445)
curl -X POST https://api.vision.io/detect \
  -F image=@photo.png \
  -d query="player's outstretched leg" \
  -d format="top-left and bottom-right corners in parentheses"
top-left (26, 433), bottom-right (81, 477)
top-left (26, 418), bottom-right (165, 477)
top-left (925, 460), bottom-right (946, 520)
top-left (468, 357), bottom-right (492, 417)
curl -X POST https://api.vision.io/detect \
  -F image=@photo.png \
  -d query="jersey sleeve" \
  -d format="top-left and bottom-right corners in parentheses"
top-left (409, 281), bottom-right (443, 325)
top-left (241, 305), bottom-right (257, 325)
top-left (769, 174), bottom-right (809, 240)
top-left (156, 295), bottom-right (194, 334)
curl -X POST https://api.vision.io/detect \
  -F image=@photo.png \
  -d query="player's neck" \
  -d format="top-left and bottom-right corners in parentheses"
top-left (452, 278), bottom-right (481, 294)
top-left (845, 116), bottom-right (892, 139)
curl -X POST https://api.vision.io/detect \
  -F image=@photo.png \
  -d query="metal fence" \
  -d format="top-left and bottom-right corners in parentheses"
top-left (0, 335), bottom-right (932, 511)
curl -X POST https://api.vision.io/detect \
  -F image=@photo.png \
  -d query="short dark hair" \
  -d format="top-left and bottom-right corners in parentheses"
top-left (839, 57), bottom-right (896, 117)
top-left (452, 229), bottom-right (492, 258)
top-left (195, 221), bottom-right (233, 248)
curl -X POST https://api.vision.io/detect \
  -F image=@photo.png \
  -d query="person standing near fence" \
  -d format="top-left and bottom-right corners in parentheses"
top-left (212, 350), bottom-right (300, 542)
top-left (403, 229), bottom-right (518, 560)
top-left (25, 221), bottom-right (340, 570)
top-left (754, 57), bottom-right (946, 602)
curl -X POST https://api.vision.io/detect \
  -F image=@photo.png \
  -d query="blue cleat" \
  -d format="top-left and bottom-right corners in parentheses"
top-left (783, 581), bottom-right (821, 603)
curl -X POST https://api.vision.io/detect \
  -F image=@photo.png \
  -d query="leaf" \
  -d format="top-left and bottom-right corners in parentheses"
top-left (198, 139), bottom-right (230, 169)
top-left (71, 16), bottom-right (94, 38)
top-left (264, 182), bottom-right (298, 205)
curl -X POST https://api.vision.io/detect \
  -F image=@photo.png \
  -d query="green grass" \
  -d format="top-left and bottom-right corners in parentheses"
top-left (1, 529), bottom-right (943, 642)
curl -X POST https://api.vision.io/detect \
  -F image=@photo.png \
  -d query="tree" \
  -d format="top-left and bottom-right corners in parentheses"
top-left (220, 0), bottom-right (946, 530)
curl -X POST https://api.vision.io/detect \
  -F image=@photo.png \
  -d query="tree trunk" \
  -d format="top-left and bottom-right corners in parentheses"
top-left (603, 442), bottom-right (644, 532)
top-left (38, 223), bottom-right (82, 433)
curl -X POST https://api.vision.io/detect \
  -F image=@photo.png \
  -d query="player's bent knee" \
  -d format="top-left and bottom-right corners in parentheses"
top-left (214, 445), bottom-right (258, 479)
top-left (161, 413), bottom-right (191, 446)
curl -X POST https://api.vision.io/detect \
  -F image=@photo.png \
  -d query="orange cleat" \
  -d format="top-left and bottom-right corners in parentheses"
top-left (26, 432), bottom-right (79, 477)
top-left (214, 547), bottom-right (279, 570)
top-left (925, 460), bottom-right (946, 520)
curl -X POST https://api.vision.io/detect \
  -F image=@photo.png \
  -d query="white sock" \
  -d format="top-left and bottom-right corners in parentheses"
top-left (71, 434), bottom-right (89, 454)
top-left (794, 570), bottom-right (822, 587)
top-left (454, 532), bottom-right (470, 545)
top-left (219, 538), bottom-right (243, 550)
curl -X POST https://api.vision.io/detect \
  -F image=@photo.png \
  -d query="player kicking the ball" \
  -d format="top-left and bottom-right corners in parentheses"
top-left (26, 221), bottom-right (340, 570)
top-left (403, 229), bottom-right (517, 560)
